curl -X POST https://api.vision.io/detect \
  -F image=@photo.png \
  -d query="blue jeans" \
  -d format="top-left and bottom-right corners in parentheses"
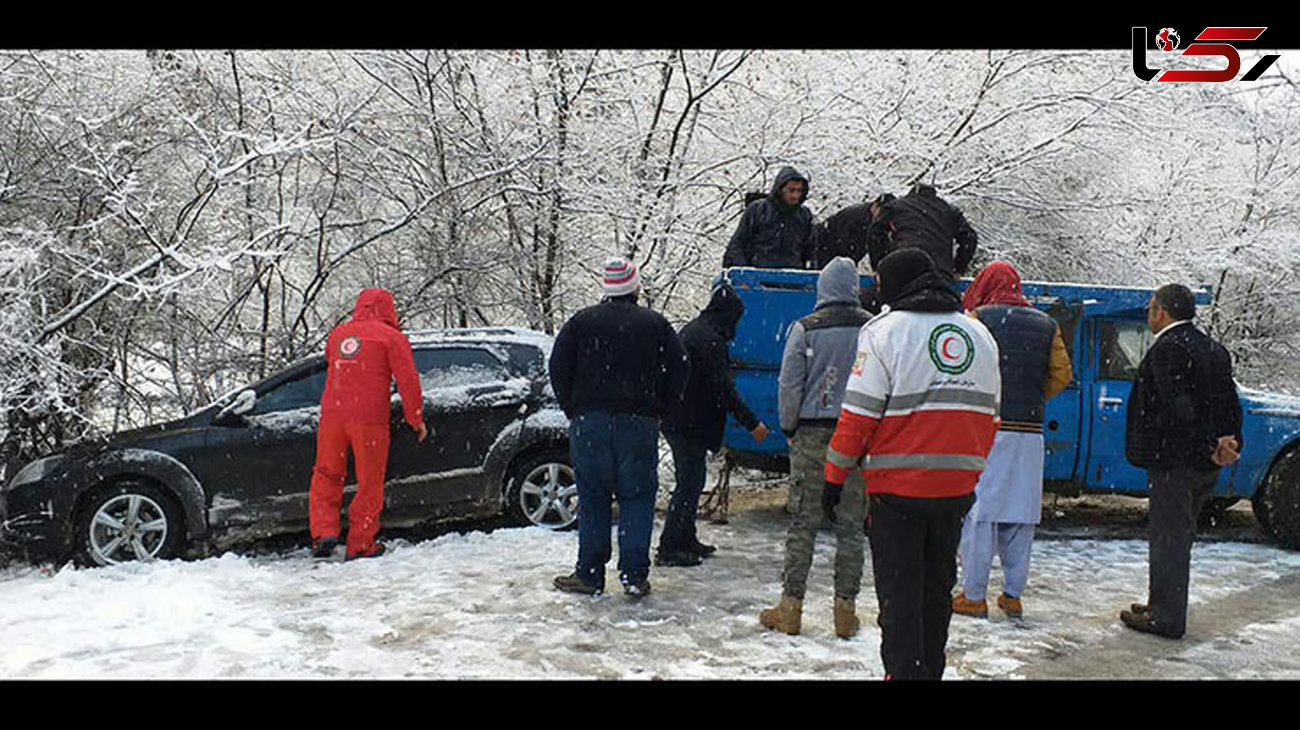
top-left (569, 411), bottom-right (660, 589)
top-left (658, 430), bottom-right (709, 553)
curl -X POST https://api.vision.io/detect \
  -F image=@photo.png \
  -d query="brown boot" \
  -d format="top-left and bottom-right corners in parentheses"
top-left (833, 596), bottom-right (860, 639)
top-left (759, 594), bottom-right (803, 635)
top-left (951, 592), bottom-right (989, 618)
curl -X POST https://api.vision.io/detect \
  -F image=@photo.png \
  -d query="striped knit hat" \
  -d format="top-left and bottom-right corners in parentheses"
top-left (602, 257), bottom-right (641, 297)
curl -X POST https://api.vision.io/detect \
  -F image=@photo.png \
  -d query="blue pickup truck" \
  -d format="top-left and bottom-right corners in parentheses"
top-left (717, 267), bottom-right (1300, 550)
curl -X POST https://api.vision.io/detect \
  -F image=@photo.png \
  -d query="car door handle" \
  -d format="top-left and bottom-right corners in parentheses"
top-left (1098, 397), bottom-right (1124, 407)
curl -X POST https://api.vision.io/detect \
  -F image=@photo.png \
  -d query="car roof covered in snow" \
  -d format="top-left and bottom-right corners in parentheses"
top-left (408, 327), bottom-right (554, 351)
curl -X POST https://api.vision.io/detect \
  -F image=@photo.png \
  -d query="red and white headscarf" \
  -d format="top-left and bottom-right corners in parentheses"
top-left (603, 257), bottom-right (641, 297)
top-left (963, 261), bottom-right (1030, 310)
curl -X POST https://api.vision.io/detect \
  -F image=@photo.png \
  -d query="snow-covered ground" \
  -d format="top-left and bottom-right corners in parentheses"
top-left (3, 501), bottom-right (1299, 679)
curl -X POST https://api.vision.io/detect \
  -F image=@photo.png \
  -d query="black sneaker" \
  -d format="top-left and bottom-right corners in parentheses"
top-left (311, 536), bottom-right (342, 561)
top-left (346, 543), bottom-right (387, 561)
top-left (623, 578), bottom-right (652, 598)
top-left (655, 549), bottom-right (703, 567)
top-left (689, 540), bottom-right (717, 558)
top-left (554, 572), bottom-right (603, 595)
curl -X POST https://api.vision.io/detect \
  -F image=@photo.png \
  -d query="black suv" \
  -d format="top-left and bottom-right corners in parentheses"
top-left (0, 328), bottom-right (576, 566)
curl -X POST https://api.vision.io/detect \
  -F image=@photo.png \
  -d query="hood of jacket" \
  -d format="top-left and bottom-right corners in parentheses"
top-left (815, 256), bottom-right (861, 310)
top-left (352, 288), bottom-right (400, 329)
top-left (909, 183), bottom-right (938, 199)
top-left (878, 249), bottom-right (961, 313)
top-left (769, 166), bottom-right (809, 211)
top-left (699, 282), bottom-right (746, 341)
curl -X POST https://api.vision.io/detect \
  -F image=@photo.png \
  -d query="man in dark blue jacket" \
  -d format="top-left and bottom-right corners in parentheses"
top-left (657, 283), bottom-right (768, 567)
top-left (549, 257), bottom-right (689, 598)
top-left (1121, 283), bottom-right (1242, 639)
top-left (723, 167), bottom-right (814, 269)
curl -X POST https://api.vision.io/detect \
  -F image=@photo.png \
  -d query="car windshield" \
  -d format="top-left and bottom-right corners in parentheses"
top-left (185, 357), bottom-right (325, 417)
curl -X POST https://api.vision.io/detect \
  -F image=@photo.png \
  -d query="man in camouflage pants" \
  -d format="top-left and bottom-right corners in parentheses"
top-left (760, 257), bottom-right (871, 638)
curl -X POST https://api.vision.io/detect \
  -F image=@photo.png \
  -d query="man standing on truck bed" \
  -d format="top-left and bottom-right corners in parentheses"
top-left (1121, 283), bottom-right (1243, 639)
top-left (823, 248), bottom-right (1000, 680)
top-left (759, 257), bottom-right (873, 639)
top-left (808, 197), bottom-right (885, 269)
top-left (952, 262), bottom-right (1073, 620)
top-left (722, 167), bottom-right (814, 270)
top-left (866, 184), bottom-right (978, 281)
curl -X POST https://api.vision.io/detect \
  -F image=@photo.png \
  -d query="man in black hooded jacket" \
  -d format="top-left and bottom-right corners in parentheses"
top-left (723, 167), bottom-right (814, 269)
top-left (866, 184), bottom-right (978, 280)
top-left (657, 283), bottom-right (769, 565)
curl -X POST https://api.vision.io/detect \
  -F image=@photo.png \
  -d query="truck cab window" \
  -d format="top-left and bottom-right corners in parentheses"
top-left (1097, 320), bottom-right (1152, 381)
top-left (1048, 303), bottom-right (1081, 385)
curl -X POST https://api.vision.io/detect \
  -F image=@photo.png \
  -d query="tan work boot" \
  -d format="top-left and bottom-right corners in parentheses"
top-left (759, 594), bottom-right (803, 635)
top-left (833, 596), bottom-right (860, 639)
top-left (951, 592), bottom-right (989, 618)
top-left (997, 593), bottom-right (1023, 618)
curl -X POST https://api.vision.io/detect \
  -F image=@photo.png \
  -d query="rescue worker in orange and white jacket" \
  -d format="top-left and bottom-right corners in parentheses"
top-left (822, 248), bottom-right (1000, 681)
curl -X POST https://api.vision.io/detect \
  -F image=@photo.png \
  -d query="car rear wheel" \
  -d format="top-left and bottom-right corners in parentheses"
top-left (505, 449), bottom-right (578, 530)
top-left (75, 480), bottom-right (185, 567)
top-left (1258, 446), bottom-right (1300, 550)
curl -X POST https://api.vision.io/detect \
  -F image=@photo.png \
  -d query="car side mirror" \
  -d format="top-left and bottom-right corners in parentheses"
top-left (215, 390), bottom-right (256, 426)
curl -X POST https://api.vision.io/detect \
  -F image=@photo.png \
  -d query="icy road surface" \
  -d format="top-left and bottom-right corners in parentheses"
top-left (2, 502), bottom-right (1299, 679)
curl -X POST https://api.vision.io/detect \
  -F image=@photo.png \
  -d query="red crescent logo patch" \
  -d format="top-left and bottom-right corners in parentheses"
top-left (339, 336), bottom-right (362, 359)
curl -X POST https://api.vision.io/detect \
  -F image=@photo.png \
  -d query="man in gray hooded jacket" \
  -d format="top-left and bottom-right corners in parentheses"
top-left (722, 166), bottom-right (814, 269)
top-left (759, 257), bottom-right (872, 639)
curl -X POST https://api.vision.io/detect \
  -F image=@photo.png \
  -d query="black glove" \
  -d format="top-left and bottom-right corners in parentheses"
top-left (822, 481), bottom-right (843, 523)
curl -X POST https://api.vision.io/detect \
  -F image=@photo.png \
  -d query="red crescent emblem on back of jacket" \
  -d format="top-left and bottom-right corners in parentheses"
top-left (339, 336), bottom-right (362, 359)
top-left (942, 337), bottom-right (959, 360)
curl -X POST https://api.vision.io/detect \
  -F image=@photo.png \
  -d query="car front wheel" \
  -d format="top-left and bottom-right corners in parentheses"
top-left (505, 449), bottom-right (578, 530)
top-left (75, 480), bottom-right (185, 567)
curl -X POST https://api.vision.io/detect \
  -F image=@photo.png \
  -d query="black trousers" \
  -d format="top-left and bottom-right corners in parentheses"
top-left (1148, 466), bottom-right (1219, 638)
top-left (868, 492), bottom-right (975, 681)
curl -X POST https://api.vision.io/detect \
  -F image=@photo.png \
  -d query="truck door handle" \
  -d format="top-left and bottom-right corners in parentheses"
top-left (1098, 397), bottom-right (1124, 407)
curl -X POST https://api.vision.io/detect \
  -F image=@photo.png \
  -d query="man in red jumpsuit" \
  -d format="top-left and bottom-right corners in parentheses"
top-left (310, 288), bottom-right (428, 560)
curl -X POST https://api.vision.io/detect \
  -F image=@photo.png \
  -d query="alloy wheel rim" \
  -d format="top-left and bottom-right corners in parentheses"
top-left (519, 462), bottom-right (578, 529)
top-left (88, 493), bottom-right (169, 565)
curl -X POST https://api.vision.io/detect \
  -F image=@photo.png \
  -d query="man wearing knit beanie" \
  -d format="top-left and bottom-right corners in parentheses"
top-left (602, 257), bottom-right (642, 298)
top-left (549, 257), bottom-right (690, 598)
